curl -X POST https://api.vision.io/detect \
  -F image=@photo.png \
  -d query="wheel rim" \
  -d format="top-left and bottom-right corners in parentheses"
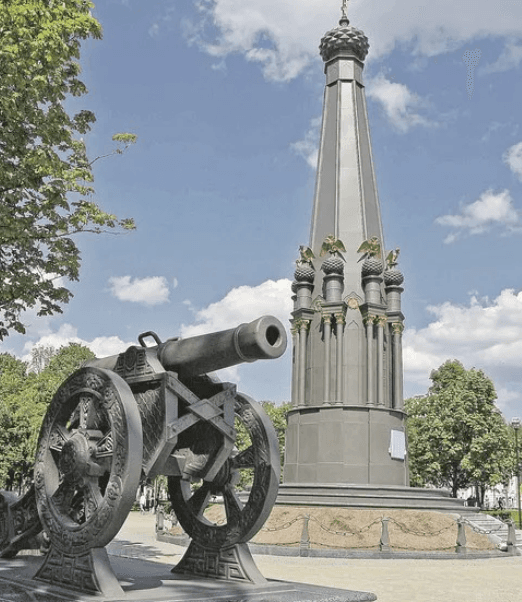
top-left (34, 367), bottom-right (142, 555)
top-left (168, 393), bottom-right (279, 550)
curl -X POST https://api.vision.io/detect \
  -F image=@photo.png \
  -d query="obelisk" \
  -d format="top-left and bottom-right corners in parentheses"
top-left (282, 3), bottom-right (409, 490)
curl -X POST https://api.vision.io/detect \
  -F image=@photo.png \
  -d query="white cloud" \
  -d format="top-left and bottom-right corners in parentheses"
top-left (180, 278), bottom-right (292, 337)
top-left (366, 73), bottom-right (433, 132)
top-left (480, 40), bottom-right (522, 74)
top-left (403, 289), bottom-right (522, 416)
top-left (180, 278), bottom-right (292, 389)
top-left (435, 189), bottom-right (520, 242)
top-left (184, 0), bottom-right (522, 82)
top-left (109, 275), bottom-right (170, 305)
top-left (21, 323), bottom-right (132, 363)
top-left (503, 141), bottom-right (522, 181)
top-left (291, 116), bottom-right (321, 168)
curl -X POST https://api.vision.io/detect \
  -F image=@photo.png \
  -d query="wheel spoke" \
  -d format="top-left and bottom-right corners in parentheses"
top-left (223, 484), bottom-right (244, 524)
top-left (187, 483), bottom-right (212, 518)
top-left (51, 480), bottom-right (76, 512)
top-left (83, 478), bottom-right (104, 521)
top-left (79, 395), bottom-right (98, 430)
top-left (230, 445), bottom-right (255, 469)
top-left (95, 432), bottom-right (113, 459)
top-left (49, 425), bottom-right (72, 452)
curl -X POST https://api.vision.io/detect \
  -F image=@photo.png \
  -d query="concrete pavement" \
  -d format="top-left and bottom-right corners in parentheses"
top-left (108, 512), bottom-right (522, 602)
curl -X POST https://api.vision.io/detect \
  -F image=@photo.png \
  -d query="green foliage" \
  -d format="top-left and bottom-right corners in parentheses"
top-left (0, 1), bottom-right (136, 339)
top-left (405, 360), bottom-right (513, 499)
top-left (0, 344), bottom-right (94, 487)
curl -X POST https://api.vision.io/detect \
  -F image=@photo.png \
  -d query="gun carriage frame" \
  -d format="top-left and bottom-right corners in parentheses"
top-left (0, 316), bottom-right (286, 595)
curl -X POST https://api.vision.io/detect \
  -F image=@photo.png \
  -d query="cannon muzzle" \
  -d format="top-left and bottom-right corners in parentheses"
top-left (87, 315), bottom-right (287, 377)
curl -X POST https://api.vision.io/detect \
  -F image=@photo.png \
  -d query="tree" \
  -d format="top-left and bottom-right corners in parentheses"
top-left (0, 1), bottom-right (136, 339)
top-left (405, 360), bottom-right (512, 502)
top-left (0, 343), bottom-right (95, 487)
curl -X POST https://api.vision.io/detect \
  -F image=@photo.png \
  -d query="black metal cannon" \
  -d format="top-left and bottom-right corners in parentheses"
top-left (0, 316), bottom-right (287, 594)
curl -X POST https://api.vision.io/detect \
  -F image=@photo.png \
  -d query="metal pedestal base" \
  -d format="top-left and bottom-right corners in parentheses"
top-left (172, 540), bottom-right (266, 584)
top-left (35, 546), bottom-right (124, 597)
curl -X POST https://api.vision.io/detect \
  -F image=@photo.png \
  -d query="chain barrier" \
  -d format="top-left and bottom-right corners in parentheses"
top-left (459, 517), bottom-right (506, 535)
top-left (309, 515), bottom-right (382, 536)
top-left (260, 515), bottom-right (308, 532)
top-left (252, 514), bottom-right (504, 553)
top-left (386, 516), bottom-right (454, 537)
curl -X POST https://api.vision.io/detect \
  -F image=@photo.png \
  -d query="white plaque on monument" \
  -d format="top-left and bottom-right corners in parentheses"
top-left (389, 430), bottom-right (406, 460)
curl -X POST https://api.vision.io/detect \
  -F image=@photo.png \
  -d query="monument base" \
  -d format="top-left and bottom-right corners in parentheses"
top-left (0, 554), bottom-right (377, 601)
top-left (277, 483), bottom-right (477, 513)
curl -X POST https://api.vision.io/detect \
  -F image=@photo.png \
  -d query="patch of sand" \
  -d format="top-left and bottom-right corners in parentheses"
top-left (170, 506), bottom-right (495, 552)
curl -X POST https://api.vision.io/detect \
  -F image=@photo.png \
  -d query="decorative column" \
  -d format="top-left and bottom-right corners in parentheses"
top-left (322, 314), bottom-right (332, 402)
top-left (298, 318), bottom-right (311, 405)
top-left (292, 252), bottom-right (316, 407)
top-left (391, 322), bottom-right (404, 410)
top-left (364, 314), bottom-right (376, 406)
top-left (375, 315), bottom-right (387, 406)
top-left (334, 311), bottom-right (346, 403)
top-left (384, 256), bottom-right (405, 411)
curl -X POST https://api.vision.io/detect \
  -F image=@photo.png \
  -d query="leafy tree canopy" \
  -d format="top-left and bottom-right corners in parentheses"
top-left (0, 1), bottom-right (136, 339)
top-left (0, 343), bottom-right (94, 487)
top-left (405, 360), bottom-right (513, 500)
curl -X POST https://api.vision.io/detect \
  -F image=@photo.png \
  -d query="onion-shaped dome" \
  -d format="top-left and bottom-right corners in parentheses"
top-left (384, 267), bottom-right (404, 286)
top-left (294, 263), bottom-right (315, 283)
top-left (361, 257), bottom-right (383, 277)
top-left (319, 16), bottom-right (370, 63)
top-left (322, 255), bottom-right (344, 275)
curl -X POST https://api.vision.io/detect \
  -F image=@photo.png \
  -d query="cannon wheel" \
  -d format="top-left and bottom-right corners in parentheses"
top-left (168, 393), bottom-right (280, 550)
top-left (34, 367), bottom-right (143, 555)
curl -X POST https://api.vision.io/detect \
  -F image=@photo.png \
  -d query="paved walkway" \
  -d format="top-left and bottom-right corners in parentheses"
top-left (110, 512), bottom-right (522, 602)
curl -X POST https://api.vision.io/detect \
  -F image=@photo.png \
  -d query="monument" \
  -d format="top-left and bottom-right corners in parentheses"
top-left (279, 4), bottom-right (467, 512)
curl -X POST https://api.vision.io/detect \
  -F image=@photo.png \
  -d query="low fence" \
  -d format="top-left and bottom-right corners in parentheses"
top-left (157, 508), bottom-right (517, 556)
top-left (253, 514), bottom-right (514, 555)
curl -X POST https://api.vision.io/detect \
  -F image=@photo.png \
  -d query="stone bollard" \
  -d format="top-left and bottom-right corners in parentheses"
top-left (156, 507), bottom-right (165, 533)
top-left (455, 518), bottom-right (467, 554)
top-left (300, 514), bottom-right (311, 556)
top-left (506, 520), bottom-right (517, 555)
top-left (380, 517), bottom-right (391, 552)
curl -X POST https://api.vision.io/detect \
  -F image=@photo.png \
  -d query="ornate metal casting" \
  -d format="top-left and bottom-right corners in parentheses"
top-left (0, 316), bottom-right (286, 595)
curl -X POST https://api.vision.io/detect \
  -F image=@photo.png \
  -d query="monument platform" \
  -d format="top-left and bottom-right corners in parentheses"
top-left (0, 554), bottom-right (376, 602)
top-left (277, 483), bottom-right (477, 513)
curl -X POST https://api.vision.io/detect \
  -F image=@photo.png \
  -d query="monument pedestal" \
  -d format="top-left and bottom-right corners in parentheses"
top-left (284, 405), bottom-right (409, 487)
top-left (277, 483), bottom-right (474, 513)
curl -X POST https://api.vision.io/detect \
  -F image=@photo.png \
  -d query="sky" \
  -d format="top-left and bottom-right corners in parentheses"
top-left (3, 0), bottom-right (522, 420)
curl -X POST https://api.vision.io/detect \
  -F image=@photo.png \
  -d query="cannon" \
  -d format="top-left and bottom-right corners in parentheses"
top-left (0, 316), bottom-right (287, 594)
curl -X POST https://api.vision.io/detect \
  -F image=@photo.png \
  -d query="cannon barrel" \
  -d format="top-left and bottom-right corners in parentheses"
top-left (87, 315), bottom-right (287, 377)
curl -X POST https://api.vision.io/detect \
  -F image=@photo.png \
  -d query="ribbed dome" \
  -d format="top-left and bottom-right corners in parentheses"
top-left (384, 267), bottom-right (404, 286)
top-left (319, 17), bottom-right (369, 63)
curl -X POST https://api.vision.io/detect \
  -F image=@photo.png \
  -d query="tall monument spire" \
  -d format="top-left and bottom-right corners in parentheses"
top-left (283, 8), bottom-right (408, 488)
top-left (278, 9), bottom-right (470, 513)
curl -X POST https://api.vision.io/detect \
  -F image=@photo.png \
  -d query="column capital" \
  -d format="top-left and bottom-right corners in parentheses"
top-left (391, 322), bottom-right (404, 335)
top-left (334, 311), bottom-right (346, 325)
top-left (375, 315), bottom-right (387, 328)
top-left (294, 318), bottom-right (312, 332)
top-left (363, 314), bottom-right (377, 326)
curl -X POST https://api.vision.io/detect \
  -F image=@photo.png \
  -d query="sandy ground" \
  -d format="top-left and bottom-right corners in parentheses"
top-left (112, 511), bottom-right (522, 602)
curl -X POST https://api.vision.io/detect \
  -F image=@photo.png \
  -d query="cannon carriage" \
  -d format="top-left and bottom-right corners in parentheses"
top-left (0, 316), bottom-right (287, 594)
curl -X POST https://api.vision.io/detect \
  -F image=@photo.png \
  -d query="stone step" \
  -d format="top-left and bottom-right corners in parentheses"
top-left (463, 514), bottom-right (522, 551)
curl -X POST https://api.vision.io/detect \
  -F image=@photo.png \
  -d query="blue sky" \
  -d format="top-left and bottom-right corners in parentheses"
top-left (3, 0), bottom-right (522, 419)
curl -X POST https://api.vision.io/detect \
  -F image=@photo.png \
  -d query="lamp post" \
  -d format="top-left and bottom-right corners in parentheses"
top-left (511, 417), bottom-right (522, 529)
